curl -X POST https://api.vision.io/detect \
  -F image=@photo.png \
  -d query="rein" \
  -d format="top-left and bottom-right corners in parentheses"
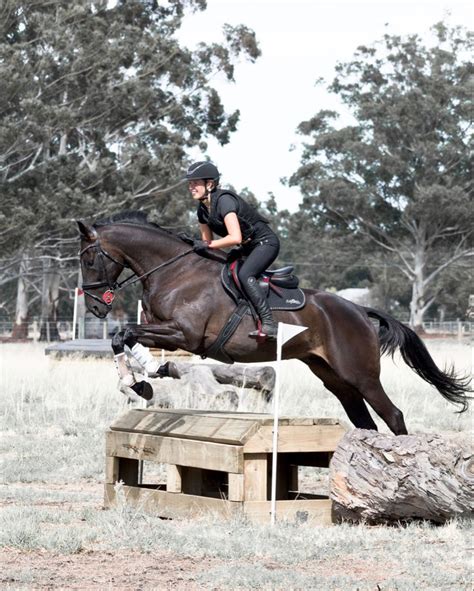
top-left (80, 241), bottom-right (194, 307)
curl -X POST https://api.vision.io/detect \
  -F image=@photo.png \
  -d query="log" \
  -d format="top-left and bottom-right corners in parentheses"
top-left (330, 429), bottom-right (474, 524)
top-left (132, 362), bottom-right (275, 410)
top-left (165, 362), bottom-right (275, 395)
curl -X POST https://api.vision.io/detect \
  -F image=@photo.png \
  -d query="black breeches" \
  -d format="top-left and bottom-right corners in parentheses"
top-left (238, 236), bottom-right (280, 289)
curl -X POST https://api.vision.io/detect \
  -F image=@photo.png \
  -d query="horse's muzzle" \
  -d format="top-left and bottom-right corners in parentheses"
top-left (90, 303), bottom-right (109, 319)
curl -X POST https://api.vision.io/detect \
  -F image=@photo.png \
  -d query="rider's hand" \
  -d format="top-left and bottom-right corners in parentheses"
top-left (193, 239), bottom-right (210, 255)
top-left (227, 246), bottom-right (243, 263)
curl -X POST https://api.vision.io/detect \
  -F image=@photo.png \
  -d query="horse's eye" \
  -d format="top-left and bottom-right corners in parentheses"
top-left (86, 259), bottom-right (94, 268)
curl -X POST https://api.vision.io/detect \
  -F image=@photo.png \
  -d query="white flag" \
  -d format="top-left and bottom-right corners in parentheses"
top-left (270, 321), bottom-right (309, 525)
top-left (277, 322), bottom-right (308, 348)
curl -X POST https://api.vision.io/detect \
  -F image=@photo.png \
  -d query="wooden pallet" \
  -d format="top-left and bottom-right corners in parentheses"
top-left (105, 409), bottom-right (348, 525)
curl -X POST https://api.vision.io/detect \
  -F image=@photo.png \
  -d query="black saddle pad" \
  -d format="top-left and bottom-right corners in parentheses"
top-left (221, 263), bottom-right (306, 312)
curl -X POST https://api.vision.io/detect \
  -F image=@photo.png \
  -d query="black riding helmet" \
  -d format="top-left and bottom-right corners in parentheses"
top-left (186, 161), bottom-right (220, 183)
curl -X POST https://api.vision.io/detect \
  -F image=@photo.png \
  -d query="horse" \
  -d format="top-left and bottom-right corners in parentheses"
top-left (77, 212), bottom-right (471, 435)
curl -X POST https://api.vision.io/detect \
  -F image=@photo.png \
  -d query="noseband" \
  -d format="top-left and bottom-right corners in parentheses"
top-left (79, 240), bottom-right (194, 308)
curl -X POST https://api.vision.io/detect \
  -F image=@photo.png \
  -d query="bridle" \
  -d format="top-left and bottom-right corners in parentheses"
top-left (79, 240), bottom-right (193, 308)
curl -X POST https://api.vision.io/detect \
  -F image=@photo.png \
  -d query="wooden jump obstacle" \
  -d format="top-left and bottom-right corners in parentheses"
top-left (105, 409), bottom-right (347, 524)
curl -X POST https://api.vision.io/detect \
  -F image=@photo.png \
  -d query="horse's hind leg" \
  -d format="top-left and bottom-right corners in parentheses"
top-left (303, 356), bottom-right (378, 430)
top-left (356, 377), bottom-right (408, 435)
top-left (312, 353), bottom-right (408, 435)
top-left (321, 352), bottom-right (408, 435)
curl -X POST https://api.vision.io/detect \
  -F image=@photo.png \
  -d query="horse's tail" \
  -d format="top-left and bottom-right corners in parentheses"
top-left (364, 306), bottom-right (472, 412)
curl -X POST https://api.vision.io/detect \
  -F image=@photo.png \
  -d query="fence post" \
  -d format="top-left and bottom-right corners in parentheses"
top-left (457, 319), bottom-right (462, 341)
top-left (78, 318), bottom-right (85, 339)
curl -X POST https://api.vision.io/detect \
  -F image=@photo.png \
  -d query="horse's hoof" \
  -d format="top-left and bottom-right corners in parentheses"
top-left (147, 361), bottom-right (179, 379)
top-left (131, 380), bottom-right (154, 401)
top-left (118, 381), bottom-right (142, 403)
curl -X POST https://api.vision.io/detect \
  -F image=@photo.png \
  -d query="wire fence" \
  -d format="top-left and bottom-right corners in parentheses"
top-left (0, 318), bottom-right (472, 342)
top-left (0, 317), bottom-right (128, 341)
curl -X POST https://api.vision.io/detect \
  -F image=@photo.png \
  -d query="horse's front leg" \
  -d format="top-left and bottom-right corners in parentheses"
top-left (115, 327), bottom-right (166, 378)
top-left (111, 321), bottom-right (195, 401)
top-left (111, 329), bottom-right (155, 401)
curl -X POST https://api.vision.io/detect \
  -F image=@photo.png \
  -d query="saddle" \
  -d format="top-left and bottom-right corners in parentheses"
top-left (222, 260), bottom-right (305, 311)
top-left (203, 261), bottom-right (306, 363)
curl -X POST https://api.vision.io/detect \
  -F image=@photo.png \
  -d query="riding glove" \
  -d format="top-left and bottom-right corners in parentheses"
top-left (193, 239), bottom-right (210, 255)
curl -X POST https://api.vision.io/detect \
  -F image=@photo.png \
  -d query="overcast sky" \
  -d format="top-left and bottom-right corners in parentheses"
top-left (177, 0), bottom-right (472, 211)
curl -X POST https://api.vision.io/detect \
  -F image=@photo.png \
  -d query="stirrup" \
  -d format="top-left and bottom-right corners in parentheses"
top-left (249, 321), bottom-right (277, 342)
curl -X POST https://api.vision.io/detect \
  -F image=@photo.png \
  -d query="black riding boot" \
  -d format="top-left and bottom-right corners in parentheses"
top-left (245, 277), bottom-right (278, 340)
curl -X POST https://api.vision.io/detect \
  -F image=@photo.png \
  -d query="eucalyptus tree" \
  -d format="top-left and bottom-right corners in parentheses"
top-left (0, 0), bottom-right (260, 334)
top-left (290, 23), bottom-right (473, 329)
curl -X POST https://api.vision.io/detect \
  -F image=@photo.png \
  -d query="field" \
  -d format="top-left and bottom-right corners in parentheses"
top-left (0, 340), bottom-right (472, 590)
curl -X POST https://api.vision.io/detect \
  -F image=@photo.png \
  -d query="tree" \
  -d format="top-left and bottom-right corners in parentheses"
top-left (0, 0), bottom-right (260, 331)
top-left (290, 23), bottom-right (473, 330)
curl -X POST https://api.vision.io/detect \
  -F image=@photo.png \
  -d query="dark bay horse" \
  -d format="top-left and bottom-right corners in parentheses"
top-left (77, 214), bottom-right (471, 435)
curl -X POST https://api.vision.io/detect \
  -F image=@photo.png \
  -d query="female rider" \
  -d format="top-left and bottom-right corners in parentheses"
top-left (186, 161), bottom-right (280, 341)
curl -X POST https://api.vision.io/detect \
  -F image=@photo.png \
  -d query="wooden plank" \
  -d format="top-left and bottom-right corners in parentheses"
top-left (166, 465), bottom-right (182, 493)
top-left (228, 473), bottom-right (245, 502)
top-left (244, 453), bottom-right (268, 501)
top-left (106, 430), bottom-right (243, 473)
top-left (288, 418), bottom-right (314, 426)
top-left (243, 425), bottom-right (347, 454)
top-left (243, 499), bottom-right (333, 525)
top-left (104, 484), bottom-right (241, 519)
top-left (105, 456), bottom-right (119, 484)
top-left (110, 410), bottom-right (260, 445)
top-left (312, 418), bottom-right (343, 425)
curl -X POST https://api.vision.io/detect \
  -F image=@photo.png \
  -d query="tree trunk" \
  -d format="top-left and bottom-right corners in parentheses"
top-left (39, 259), bottom-right (61, 341)
top-left (133, 362), bottom-right (276, 410)
top-left (409, 240), bottom-right (427, 332)
top-left (76, 264), bottom-right (86, 339)
top-left (11, 254), bottom-right (29, 340)
top-left (330, 429), bottom-right (473, 524)
top-left (166, 362), bottom-right (275, 395)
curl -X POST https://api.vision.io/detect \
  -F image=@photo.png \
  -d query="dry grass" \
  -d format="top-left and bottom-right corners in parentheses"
top-left (0, 340), bottom-right (472, 590)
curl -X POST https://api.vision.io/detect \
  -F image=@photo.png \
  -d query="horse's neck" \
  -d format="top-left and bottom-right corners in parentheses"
top-left (103, 226), bottom-right (185, 275)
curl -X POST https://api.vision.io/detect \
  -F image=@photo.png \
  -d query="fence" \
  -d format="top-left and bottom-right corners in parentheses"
top-left (1, 318), bottom-right (473, 343)
top-left (0, 317), bottom-right (128, 341)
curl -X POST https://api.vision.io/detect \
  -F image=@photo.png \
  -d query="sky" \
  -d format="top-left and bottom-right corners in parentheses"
top-left (177, 0), bottom-right (472, 211)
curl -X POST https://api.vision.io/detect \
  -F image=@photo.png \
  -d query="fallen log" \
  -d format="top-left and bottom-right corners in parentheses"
top-left (162, 361), bottom-right (275, 395)
top-left (330, 429), bottom-right (474, 524)
top-left (126, 361), bottom-right (275, 410)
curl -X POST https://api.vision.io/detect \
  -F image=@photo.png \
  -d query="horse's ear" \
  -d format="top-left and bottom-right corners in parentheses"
top-left (77, 221), bottom-right (98, 242)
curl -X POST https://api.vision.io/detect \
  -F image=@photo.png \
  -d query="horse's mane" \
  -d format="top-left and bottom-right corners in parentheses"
top-left (93, 211), bottom-right (178, 238)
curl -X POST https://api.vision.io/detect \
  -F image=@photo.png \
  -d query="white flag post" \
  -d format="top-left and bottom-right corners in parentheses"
top-left (270, 322), bottom-right (308, 525)
top-left (137, 299), bottom-right (143, 324)
top-left (72, 287), bottom-right (79, 340)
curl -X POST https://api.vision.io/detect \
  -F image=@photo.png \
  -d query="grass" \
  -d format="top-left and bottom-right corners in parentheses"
top-left (0, 340), bottom-right (472, 589)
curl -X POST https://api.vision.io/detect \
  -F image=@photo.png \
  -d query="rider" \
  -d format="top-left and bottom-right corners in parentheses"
top-left (186, 161), bottom-right (280, 341)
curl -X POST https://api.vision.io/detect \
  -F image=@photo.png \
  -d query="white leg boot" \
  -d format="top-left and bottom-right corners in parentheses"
top-left (114, 352), bottom-right (142, 402)
top-left (130, 343), bottom-right (161, 378)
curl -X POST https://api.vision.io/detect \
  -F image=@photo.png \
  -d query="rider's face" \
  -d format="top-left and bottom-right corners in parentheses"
top-left (189, 179), bottom-right (213, 200)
